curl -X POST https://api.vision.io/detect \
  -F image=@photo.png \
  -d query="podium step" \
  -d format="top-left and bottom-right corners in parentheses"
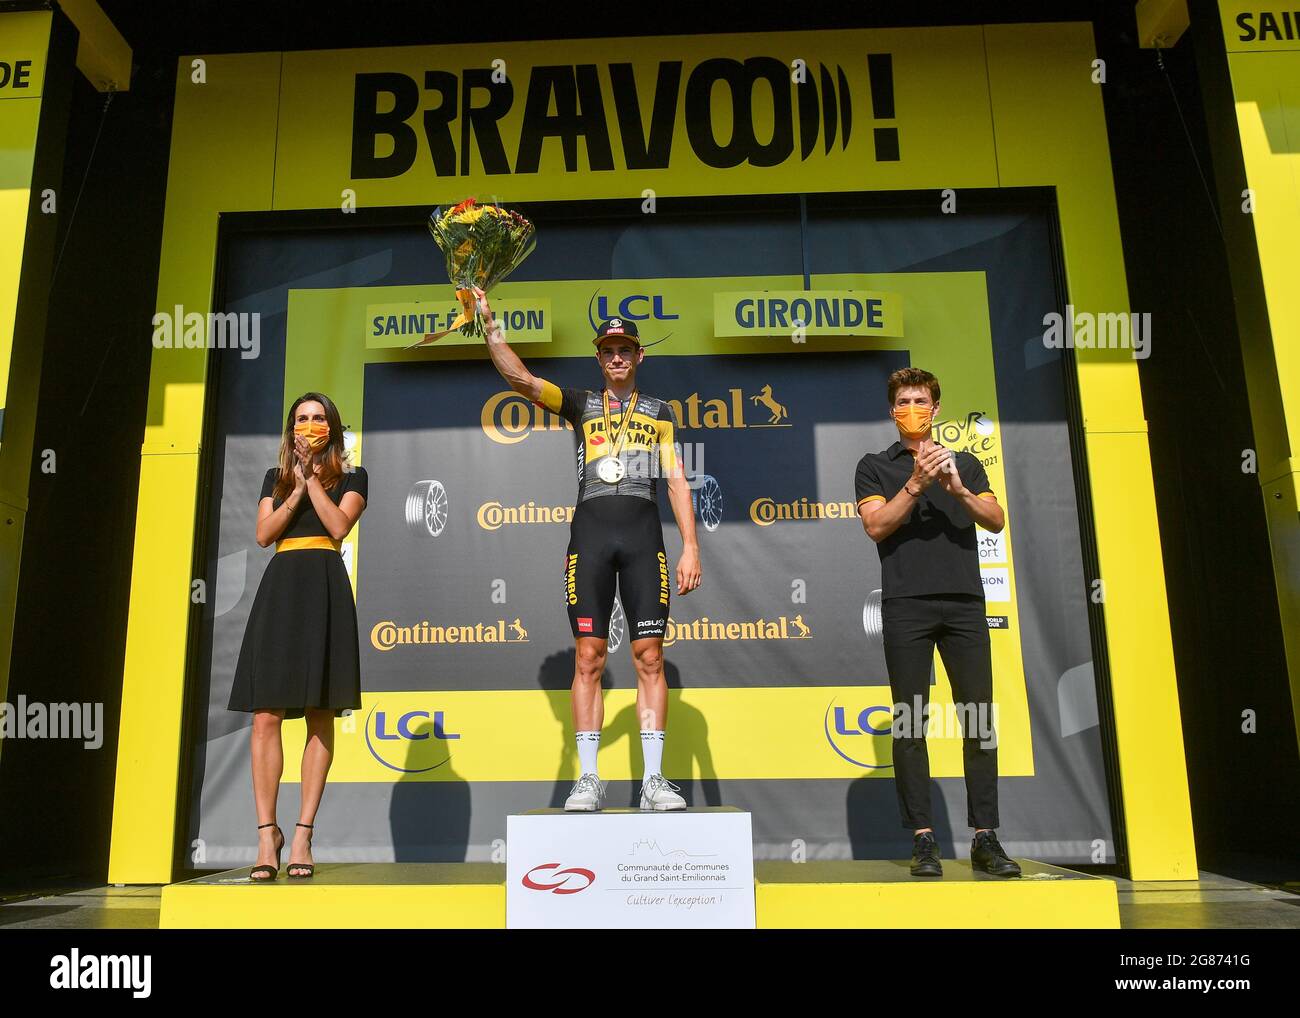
top-left (160, 857), bottom-right (1119, 929)
top-left (161, 863), bottom-right (506, 929)
top-left (755, 859), bottom-right (1120, 928)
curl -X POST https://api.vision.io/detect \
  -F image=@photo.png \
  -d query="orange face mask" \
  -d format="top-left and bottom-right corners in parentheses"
top-left (892, 404), bottom-right (933, 439)
top-left (294, 419), bottom-right (331, 452)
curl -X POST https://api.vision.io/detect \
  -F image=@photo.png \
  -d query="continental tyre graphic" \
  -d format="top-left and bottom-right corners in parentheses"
top-left (608, 597), bottom-right (626, 654)
top-left (405, 479), bottom-right (449, 537)
top-left (691, 474), bottom-right (723, 532)
top-left (862, 588), bottom-right (883, 642)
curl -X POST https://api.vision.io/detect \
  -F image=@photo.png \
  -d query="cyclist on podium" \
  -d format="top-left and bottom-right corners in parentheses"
top-left (474, 287), bottom-right (702, 812)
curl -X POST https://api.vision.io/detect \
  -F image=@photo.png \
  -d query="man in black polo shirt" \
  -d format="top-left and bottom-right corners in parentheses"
top-left (855, 367), bottom-right (1021, 878)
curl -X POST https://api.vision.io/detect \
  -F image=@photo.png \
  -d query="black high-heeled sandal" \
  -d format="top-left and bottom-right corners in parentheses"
top-left (250, 822), bottom-right (283, 881)
top-left (286, 822), bottom-right (315, 879)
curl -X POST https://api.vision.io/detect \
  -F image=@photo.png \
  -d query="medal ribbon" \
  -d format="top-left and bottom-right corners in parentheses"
top-left (601, 389), bottom-right (638, 466)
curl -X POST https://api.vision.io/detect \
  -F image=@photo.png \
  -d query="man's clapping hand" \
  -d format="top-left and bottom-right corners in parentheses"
top-left (910, 441), bottom-right (950, 493)
top-left (929, 443), bottom-right (967, 496)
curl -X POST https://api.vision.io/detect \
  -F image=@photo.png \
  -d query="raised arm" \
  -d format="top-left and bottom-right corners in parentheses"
top-left (474, 286), bottom-right (543, 402)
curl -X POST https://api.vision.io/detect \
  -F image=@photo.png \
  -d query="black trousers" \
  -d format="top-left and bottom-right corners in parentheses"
top-left (881, 593), bottom-right (999, 831)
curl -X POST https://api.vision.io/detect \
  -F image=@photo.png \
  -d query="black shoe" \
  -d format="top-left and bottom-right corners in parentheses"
top-left (249, 822), bottom-right (283, 881)
top-left (971, 830), bottom-right (1021, 877)
top-left (286, 822), bottom-right (315, 879)
top-left (910, 832), bottom-right (943, 876)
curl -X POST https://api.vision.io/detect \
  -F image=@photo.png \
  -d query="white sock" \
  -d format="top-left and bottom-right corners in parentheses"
top-left (640, 729), bottom-right (665, 780)
top-left (576, 731), bottom-right (601, 776)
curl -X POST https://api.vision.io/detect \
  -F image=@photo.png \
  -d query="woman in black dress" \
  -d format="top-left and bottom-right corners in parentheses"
top-left (228, 392), bottom-right (368, 880)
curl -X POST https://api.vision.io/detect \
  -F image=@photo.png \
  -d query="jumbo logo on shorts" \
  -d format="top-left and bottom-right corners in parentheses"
top-left (657, 551), bottom-right (670, 606)
top-left (565, 553), bottom-right (579, 605)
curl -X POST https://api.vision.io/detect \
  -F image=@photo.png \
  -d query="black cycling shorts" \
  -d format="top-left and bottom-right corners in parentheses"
top-left (563, 495), bottom-right (670, 641)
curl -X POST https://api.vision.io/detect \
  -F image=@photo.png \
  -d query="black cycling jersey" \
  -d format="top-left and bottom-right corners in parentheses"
top-left (535, 378), bottom-right (678, 641)
top-left (536, 379), bottom-right (680, 504)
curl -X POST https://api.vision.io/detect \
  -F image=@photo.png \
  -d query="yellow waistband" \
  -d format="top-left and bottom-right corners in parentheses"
top-left (275, 536), bottom-right (341, 553)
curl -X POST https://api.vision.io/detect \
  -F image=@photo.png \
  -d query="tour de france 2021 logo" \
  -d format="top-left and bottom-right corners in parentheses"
top-left (363, 702), bottom-right (460, 774)
top-left (931, 410), bottom-right (998, 466)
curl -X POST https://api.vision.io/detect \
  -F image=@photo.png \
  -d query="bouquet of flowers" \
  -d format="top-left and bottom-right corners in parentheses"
top-left (412, 198), bottom-right (536, 347)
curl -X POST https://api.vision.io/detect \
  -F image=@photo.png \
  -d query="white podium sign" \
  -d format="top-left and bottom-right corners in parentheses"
top-left (506, 807), bottom-right (755, 929)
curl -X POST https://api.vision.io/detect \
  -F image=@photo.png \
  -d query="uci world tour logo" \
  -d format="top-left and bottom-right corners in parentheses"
top-left (824, 700), bottom-right (893, 770)
top-left (364, 703), bottom-right (460, 773)
top-left (522, 863), bottom-right (596, 894)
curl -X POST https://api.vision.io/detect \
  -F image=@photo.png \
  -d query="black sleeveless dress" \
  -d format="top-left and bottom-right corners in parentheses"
top-left (227, 466), bottom-right (368, 719)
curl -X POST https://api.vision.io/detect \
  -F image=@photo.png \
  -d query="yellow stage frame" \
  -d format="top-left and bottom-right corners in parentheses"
top-left (109, 24), bottom-right (1198, 884)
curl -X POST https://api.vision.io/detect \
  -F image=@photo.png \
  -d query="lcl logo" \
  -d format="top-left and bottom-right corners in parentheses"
top-left (588, 292), bottom-right (680, 333)
top-left (522, 863), bottom-right (596, 894)
top-left (364, 706), bottom-right (459, 774)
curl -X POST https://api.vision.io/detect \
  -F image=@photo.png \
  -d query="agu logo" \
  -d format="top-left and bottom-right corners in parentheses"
top-left (824, 700), bottom-right (894, 770)
top-left (365, 704), bottom-right (459, 774)
top-left (522, 863), bottom-right (596, 894)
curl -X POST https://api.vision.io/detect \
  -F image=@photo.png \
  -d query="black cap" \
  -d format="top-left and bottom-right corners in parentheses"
top-left (593, 317), bottom-right (641, 347)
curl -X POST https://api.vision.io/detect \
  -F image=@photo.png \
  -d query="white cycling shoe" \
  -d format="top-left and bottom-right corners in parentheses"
top-left (639, 774), bottom-right (687, 811)
top-left (564, 773), bottom-right (606, 812)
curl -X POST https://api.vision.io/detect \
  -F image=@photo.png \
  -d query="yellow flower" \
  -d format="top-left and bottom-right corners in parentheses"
top-left (453, 207), bottom-right (486, 224)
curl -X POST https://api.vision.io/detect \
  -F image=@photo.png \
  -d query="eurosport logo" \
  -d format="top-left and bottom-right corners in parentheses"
top-left (522, 863), bottom-right (596, 894)
top-left (588, 291), bottom-right (680, 338)
top-left (364, 704), bottom-right (460, 773)
top-left (824, 700), bottom-right (894, 770)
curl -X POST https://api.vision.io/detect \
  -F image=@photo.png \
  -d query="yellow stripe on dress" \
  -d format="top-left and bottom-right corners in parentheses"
top-left (275, 536), bottom-right (341, 553)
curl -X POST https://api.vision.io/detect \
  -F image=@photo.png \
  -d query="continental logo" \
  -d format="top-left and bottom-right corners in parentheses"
top-left (482, 390), bottom-right (571, 445)
top-left (349, 54), bottom-right (900, 179)
top-left (750, 497), bottom-right (857, 526)
top-left (662, 614), bottom-right (812, 647)
top-left (482, 385), bottom-right (793, 444)
top-left (371, 618), bottom-right (529, 649)
top-left (477, 500), bottom-right (576, 530)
